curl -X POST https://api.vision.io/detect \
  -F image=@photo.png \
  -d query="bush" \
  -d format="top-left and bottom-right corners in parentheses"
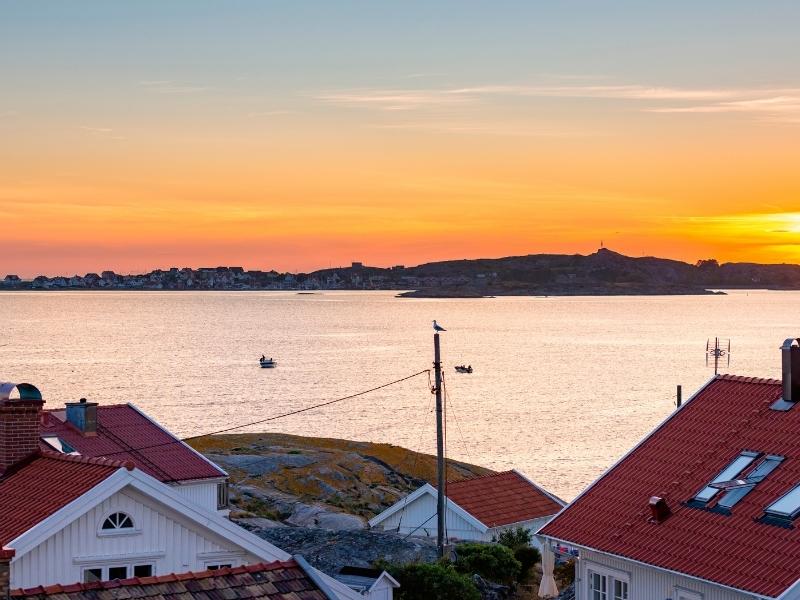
top-left (454, 542), bottom-right (521, 586)
top-left (514, 545), bottom-right (541, 579)
top-left (387, 562), bottom-right (480, 600)
top-left (495, 527), bottom-right (533, 551)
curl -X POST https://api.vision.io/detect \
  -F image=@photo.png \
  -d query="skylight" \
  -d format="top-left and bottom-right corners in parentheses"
top-left (41, 436), bottom-right (80, 455)
top-left (716, 455), bottom-right (783, 510)
top-left (693, 451), bottom-right (758, 504)
top-left (765, 485), bottom-right (800, 520)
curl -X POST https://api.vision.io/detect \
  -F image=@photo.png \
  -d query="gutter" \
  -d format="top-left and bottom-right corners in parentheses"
top-left (294, 555), bottom-right (340, 600)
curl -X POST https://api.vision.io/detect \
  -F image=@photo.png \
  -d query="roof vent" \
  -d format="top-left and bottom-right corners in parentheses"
top-left (649, 496), bottom-right (671, 523)
top-left (65, 398), bottom-right (98, 436)
top-left (772, 339), bottom-right (800, 411)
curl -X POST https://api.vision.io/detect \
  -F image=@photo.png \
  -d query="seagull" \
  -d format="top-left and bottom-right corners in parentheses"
top-left (432, 320), bottom-right (446, 332)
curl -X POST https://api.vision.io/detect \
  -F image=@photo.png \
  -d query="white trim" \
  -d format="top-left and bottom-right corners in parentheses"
top-left (512, 469), bottom-right (567, 507)
top-left (367, 483), bottom-right (489, 533)
top-left (126, 403), bottom-right (228, 478)
top-left (540, 538), bottom-right (775, 599)
top-left (368, 571), bottom-right (401, 592)
top-left (73, 551), bottom-right (165, 565)
top-left (674, 586), bottom-right (704, 600)
top-left (7, 466), bottom-right (290, 564)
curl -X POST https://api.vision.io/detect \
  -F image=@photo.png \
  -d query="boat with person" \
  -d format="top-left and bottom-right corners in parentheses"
top-left (454, 365), bottom-right (473, 374)
top-left (259, 355), bottom-right (277, 368)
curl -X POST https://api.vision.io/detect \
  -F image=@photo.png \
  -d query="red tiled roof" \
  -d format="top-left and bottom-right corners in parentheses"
top-left (11, 561), bottom-right (329, 600)
top-left (40, 404), bottom-right (225, 483)
top-left (445, 470), bottom-right (563, 527)
top-left (539, 374), bottom-right (800, 598)
top-left (0, 452), bottom-right (121, 546)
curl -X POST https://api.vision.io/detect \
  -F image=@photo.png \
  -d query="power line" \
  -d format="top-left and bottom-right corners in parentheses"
top-left (99, 369), bottom-right (431, 458)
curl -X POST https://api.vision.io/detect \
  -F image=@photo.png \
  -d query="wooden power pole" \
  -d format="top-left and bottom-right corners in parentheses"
top-left (433, 332), bottom-right (446, 558)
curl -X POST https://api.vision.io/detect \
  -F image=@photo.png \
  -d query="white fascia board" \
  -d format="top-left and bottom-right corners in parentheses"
top-left (368, 483), bottom-right (488, 534)
top-left (535, 374), bottom-right (719, 536)
top-left (776, 577), bottom-right (800, 600)
top-left (511, 469), bottom-right (567, 507)
top-left (126, 403), bottom-right (228, 478)
top-left (294, 555), bottom-right (362, 600)
top-left (368, 571), bottom-right (401, 592)
top-left (538, 537), bottom-right (775, 600)
top-left (9, 467), bottom-right (290, 563)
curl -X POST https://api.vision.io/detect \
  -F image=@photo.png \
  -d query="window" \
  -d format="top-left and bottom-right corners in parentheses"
top-left (82, 564), bottom-right (153, 582)
top-left (587, 564), bottom-right (629, 600)
top-left (717, 455), bottom-right (783, 509)
top-left (589, 572), bottom-right (607, 600)
top-left (41, 436), bottom-right (79, 455)
top-left (206, 564), bottom-right (233, 571)
top-left (83, 568), bottom-right (102, 583)
top-left (675, 588), bottom-right (703, 600)
top-left (101, 512), bottom-right (134, 531)
top-left (108, 566), bottom-right (128, 580)
top-left (692, 451), bottom-right (758, 504)
top-left (217, 481), bottom-right (230, 510)
top-left (765, 484), bottom-right (800, 520)
top-left (133, 564), bottom-right (153, 577)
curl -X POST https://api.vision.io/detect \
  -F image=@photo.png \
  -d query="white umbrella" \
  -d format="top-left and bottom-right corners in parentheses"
top-left (538, 543), bottom-right (559, 598)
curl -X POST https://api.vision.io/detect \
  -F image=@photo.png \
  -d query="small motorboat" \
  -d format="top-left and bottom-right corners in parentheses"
top-left (259, 357), bottom-right (277, 368)
top-left (454, 365), bottom-right (473, 374)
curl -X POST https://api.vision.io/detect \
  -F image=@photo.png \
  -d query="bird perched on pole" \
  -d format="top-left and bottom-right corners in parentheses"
top-left (432, 320), bottom-right (446, 332)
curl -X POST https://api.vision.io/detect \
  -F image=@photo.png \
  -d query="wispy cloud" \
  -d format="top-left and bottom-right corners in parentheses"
top-left (373, 121), bottom-right (602, 137)
top-left (79, 126), bottom-right (125, 140)
top-left (316, 90), bottom-right (473, 111)
top-left (138, 80), bottom-right (208, 94)
top-left (246, 109), bottom-right (294, 118)
top-left (315, 82), bottom-right (800, 123)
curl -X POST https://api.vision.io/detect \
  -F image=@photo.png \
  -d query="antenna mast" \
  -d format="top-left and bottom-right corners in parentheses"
top-left (706, 337), bottom-right (731, 375)
top-left (433, 332), bottom-right (446, 558)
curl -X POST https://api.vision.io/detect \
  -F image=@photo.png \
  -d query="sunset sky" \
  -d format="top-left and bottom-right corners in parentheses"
top-left (2, 1), bottom-right (799, 276)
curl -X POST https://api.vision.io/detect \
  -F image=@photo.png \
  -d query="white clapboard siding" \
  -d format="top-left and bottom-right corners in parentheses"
top-left (576, 548), bottom-right (764, 600)
top-left (373, 491), bottom-right (483, 540)
top-left (171, 479), bottom-right (221, 513)
top-left (12, 487), bottom-right (259, 589)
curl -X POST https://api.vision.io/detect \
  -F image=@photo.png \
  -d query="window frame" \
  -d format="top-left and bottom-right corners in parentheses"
top-left (82, 563), bottom-right (155, 583)
top-left (764, 483), bottom-right (800, 520)
top-left (217, 481), bottom-right (230, 510)
top-left (691, 451), bottom-right (759, 505)
top-left (674, 587), bottom-right (703, 600)
top-left (98, 511), bottom-right (139, 536)
top-left (586, 562), bottom-right (630, 600)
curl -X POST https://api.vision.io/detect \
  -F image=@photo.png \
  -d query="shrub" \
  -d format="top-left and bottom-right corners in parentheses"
top-left (387, 562), bottom-right (480, 600)
top-left (454, 542), bottom-right (521, 586)
top-left (495, 527), bottom-right (533, 551)
top-left (514, 545), bottom-right (541, 579)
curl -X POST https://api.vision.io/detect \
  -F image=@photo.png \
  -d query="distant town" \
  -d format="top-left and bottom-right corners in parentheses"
top-left (7, 248), bottom-right (800, 296)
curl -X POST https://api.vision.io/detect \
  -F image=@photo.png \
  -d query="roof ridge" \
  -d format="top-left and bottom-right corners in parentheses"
top-left (37, 449), bottom-right (132, 470)
top-left (716, 373), bottom-right (781, 385)
top-left (10, 561), bottom-right (300, 596)
top-left (446, 469), bottom-right (514, 485)
top-left (43, 403), bottom-right (132, 413)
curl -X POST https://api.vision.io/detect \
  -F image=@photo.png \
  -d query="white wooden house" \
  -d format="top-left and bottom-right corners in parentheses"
top-left (538, 339), bottom-right (800, 600)
top-left (0, 382), bottom-right (393, 600)
top-left (369, 470), bottom-right (564, 548)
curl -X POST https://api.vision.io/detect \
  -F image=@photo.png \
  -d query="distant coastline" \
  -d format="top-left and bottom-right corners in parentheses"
top-left (5, 248), bottom-right (800, 297)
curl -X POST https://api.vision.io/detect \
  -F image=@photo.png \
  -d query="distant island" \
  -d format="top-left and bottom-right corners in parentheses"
top-left (5, 248), bottom-right (800, 296)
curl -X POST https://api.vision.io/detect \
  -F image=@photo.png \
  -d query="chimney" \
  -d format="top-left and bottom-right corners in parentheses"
top-left (772, 339), bottom-right (800, 411)
top-left (649, 496), bottom-right (671, 523)
top-left (65, 398), bottom-right (98, 436)
top-left (0, 549), bottom-right (14, 600)
top-left (0, 383), bottom-right (44, 475)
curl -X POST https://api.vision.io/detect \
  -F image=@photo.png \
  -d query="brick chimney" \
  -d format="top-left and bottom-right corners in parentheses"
top-left (0, 549), bottom-right (14, 600)
top-left (0, 383), bottom-right (44, 475)
top-left (65, 398), bottom-right (98, 436)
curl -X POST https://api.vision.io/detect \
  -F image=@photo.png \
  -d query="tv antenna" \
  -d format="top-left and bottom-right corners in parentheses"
top-left (706, 337), bottom-right (731, 375)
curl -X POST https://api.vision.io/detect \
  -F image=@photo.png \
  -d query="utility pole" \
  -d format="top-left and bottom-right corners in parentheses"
top-left (433, 332), bottom-right (446, 558)
top-left (676, 385), bottom-right (682, 408)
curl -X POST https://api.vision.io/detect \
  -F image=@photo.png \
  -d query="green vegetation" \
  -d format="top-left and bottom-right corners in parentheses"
top-left (454, 542), bottom-right (521, 586)
top-left (495, 527), bottom-right (541, 582)
top-left (385, 562), bottom-right (480, 600)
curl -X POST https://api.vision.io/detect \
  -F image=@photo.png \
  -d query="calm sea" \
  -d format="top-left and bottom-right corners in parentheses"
top-left (2, 290), bottom-right (796, 500)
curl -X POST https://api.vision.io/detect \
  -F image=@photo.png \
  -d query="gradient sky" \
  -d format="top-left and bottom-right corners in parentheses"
top-left (2, 1), bottom-right (799, 276)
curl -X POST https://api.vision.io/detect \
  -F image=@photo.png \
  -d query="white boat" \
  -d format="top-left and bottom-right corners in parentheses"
top-left (259, 357), bottom-right (277, 368)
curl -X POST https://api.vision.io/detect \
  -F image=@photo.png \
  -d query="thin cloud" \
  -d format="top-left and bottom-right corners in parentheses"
top-left (648, 94), bottom-right (800, 123)
top-left (246, 110), bottom-right (294, 118)
top-left (316, 90), bottom-right (473, 111)
top-left (79, 126), bottom-right (125, 140)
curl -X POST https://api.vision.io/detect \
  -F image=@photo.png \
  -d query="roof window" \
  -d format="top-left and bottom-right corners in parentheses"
top-left (41, 435), bottom-right (80, 455)
top-left (716, 455), bottom-right (783, 510)
top-left (692, 451), bottom-right (758, 504)
top-left (764, 485), bottom-right (800, 521)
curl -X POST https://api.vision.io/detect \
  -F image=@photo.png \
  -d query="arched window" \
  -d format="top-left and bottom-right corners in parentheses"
top-left (101, 512), bottom-right (134, 531)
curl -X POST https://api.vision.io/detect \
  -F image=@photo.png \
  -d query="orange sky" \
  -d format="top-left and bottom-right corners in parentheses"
top-left (2, 2), bottom-right (799, 276)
